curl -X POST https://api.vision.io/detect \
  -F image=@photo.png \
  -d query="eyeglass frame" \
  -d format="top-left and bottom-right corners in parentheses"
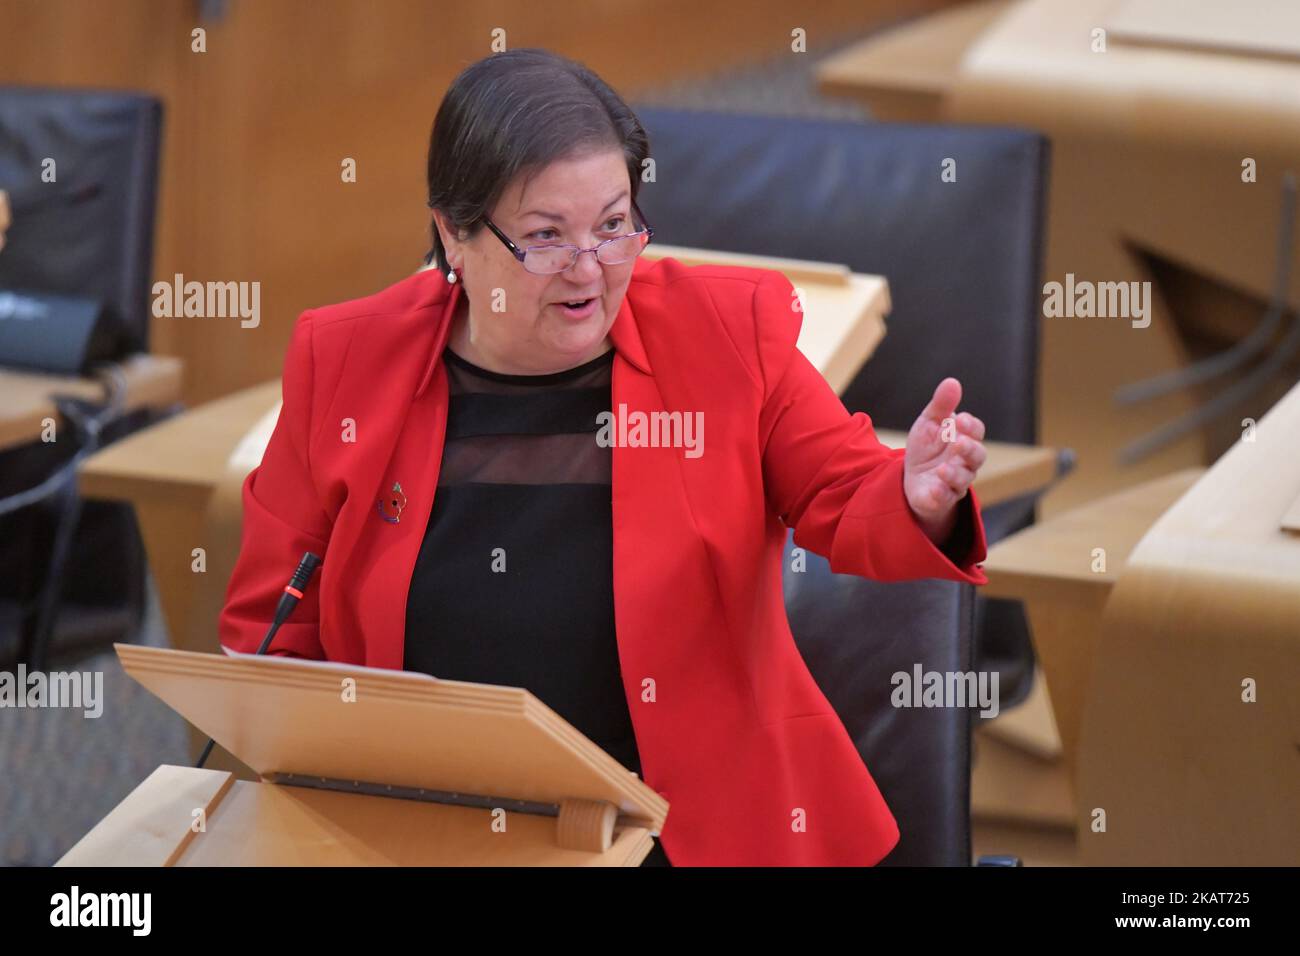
top-left (478, 198), bottom-right (655, 274)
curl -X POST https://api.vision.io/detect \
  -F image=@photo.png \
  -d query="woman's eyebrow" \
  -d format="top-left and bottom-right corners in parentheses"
top-left (520, 191), bottom-right (629, 223)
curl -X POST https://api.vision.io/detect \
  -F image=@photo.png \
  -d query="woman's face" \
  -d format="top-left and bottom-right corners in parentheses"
top-left (436, 148), bottom-right (639, 374)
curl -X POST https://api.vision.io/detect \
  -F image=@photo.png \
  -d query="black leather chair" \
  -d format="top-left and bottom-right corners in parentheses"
top-left (0, 88), bottom-right (162, 353)
top-left (633, 106), bottom-right (1051, 864)
top-left (782, 549), bottom-right (982, 866)
top-left (0, 88), bottom-right (168, 669)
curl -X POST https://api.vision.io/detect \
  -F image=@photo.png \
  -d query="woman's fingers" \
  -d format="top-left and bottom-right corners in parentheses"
top-left (956, 435), bottom-right (986, 470)
top-left (941, 435), bottom-right (986, 472)
top-left (955, 411), bottom-right (985, 442)
top-left (920, 377), bottom-right (963, 426)
top-left (939, 460), bottom-right (976, 493)
top-left (906, 391), bottom-right (987, 506)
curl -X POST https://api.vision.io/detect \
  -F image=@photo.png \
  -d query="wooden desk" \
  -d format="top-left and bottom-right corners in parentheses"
top-left (641, 245), bottom-right (890, 395)
top-left (1077, 380), bottom-right (1300, 865)
top-left (821, 0), bottom-right (1300, 521)
top-left (78, 380), bottom-right (281, 650)
top-left (0, 354), bottom-right (183, 451)
top-left (981, 467), bottom-right (1204, 788)
top-left (967, 467), bottom-right (1202, 855)
top-left (60, 646), bottom-right (668, 867)
top-left (815, 0), bottom-right (1013, 120)
top-left (981, 407), bottom-right (1300, 864)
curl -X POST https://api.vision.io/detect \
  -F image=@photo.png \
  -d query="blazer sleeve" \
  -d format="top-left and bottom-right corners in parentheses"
top-left (754, 270), bottom-right (988, 585)
top-left (217, 310), bottom-right (333, 657)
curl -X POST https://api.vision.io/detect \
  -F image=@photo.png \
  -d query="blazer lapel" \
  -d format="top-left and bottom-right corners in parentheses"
top-left (336, 279), bottom-right (459, 669)
top-left (607, 287), bottom-right (738, 761)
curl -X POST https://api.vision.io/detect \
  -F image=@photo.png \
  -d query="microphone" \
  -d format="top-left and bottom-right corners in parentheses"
top-left (195, 551), bottom-right (323, 769)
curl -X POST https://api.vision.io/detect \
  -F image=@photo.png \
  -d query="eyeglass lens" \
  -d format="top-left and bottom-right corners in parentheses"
top-left (523, 233), bottom-right (647, 274)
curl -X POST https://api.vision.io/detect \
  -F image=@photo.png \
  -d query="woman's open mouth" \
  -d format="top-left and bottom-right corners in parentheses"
top-left (554, 297), bottom-right (598, 320)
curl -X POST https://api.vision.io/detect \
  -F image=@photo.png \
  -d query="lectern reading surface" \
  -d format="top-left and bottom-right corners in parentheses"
top-left (58, 645), bottom-right (669, 866)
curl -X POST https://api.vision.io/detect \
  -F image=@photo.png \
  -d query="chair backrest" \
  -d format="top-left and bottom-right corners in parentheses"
top-left (633, 106), bottom-right (1050, 864)
top-left (0, 87), bottom-right (164, 354)
top-left (631, 106), bottom-right (1046, 444)
top-left (782, 537), bottom-right (977, 866)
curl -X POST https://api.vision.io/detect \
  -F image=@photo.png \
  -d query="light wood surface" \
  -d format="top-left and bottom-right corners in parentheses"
top-left (57, 644), bottom-right (671, 865)
top-left (0, 354), bottom-right (182, 451)
top-left (1106, 0), bottom-right (1300, 60)
top-left (78, 379), bottom-right (281, 504)
top-left (643, 245), bottom-right (890, 395)
top-left (177, 776), bottom-right (652, 866)
top-left (815, 0), bottom-right (1013, 120)
top-left (1077, 380), bottom-right (1300, 865)
top-left (1283, 491), bottom-right (1300, 534)
top-left (78, 380), bottom-right (281, 649)
top-left (981, 467), bottom-right (1203, 794)
top-left (982, 468), bottom-right (1204, 600)
top-left (982, 383), bottom-right (1300, 863)
top-left (117, 645), bottom-right (668, 832)
top-left (971, 723), bottom-right (1073, 828)
top-left (979, 663), bottom-right (1061, 759)
top-left (970, 666), bottom-right (1077, 860)
top-left (60, 763), bottom-right (655, 867)
top-left (971, 816), bottom-right (1078, 866)
top-left (947, 0), bottom-right (1300, 517)
top-left (57, 764), bottom-right (234, 867)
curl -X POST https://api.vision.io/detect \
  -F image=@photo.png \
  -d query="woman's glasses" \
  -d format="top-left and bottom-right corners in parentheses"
top-left (480, 199), bottom-right (655, 275)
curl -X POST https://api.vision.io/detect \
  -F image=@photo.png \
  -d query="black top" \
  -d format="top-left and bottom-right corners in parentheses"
top-left (404, 344), bottom-right (671, 865)
top-left (403, 343), bottom-right (670, 868)
top-left (403, 343), bottom-right (646, 768)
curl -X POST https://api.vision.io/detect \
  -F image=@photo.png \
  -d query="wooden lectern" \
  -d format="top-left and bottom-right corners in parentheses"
top-left (57, 645), bottom-right (669, 866)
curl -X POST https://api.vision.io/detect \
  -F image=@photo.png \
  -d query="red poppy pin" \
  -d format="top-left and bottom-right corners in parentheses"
top-left (377, 481), bottom-right (408, 524)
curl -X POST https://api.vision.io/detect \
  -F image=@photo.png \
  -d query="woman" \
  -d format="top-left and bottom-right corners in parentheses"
top-left (219, 48), bottom-right (990, 867)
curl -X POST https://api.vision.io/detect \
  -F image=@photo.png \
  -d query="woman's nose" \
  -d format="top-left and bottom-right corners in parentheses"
top-left (566, 246), bottom-right (604, 283)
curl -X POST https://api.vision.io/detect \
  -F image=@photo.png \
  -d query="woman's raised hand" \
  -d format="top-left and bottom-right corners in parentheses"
top-left (903, 377), bottom-right (987, 541)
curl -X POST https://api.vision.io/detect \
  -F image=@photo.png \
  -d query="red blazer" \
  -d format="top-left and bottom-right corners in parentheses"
top-left (219, 256), bottom-right (989, 866)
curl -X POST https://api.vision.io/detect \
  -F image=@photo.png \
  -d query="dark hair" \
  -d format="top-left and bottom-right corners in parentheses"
top-left (425, 48), bottom-right (650, 275)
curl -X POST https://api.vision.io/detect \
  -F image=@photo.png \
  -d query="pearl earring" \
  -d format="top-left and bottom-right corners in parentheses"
top-left (447, 269), bottom-right (458, 284)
